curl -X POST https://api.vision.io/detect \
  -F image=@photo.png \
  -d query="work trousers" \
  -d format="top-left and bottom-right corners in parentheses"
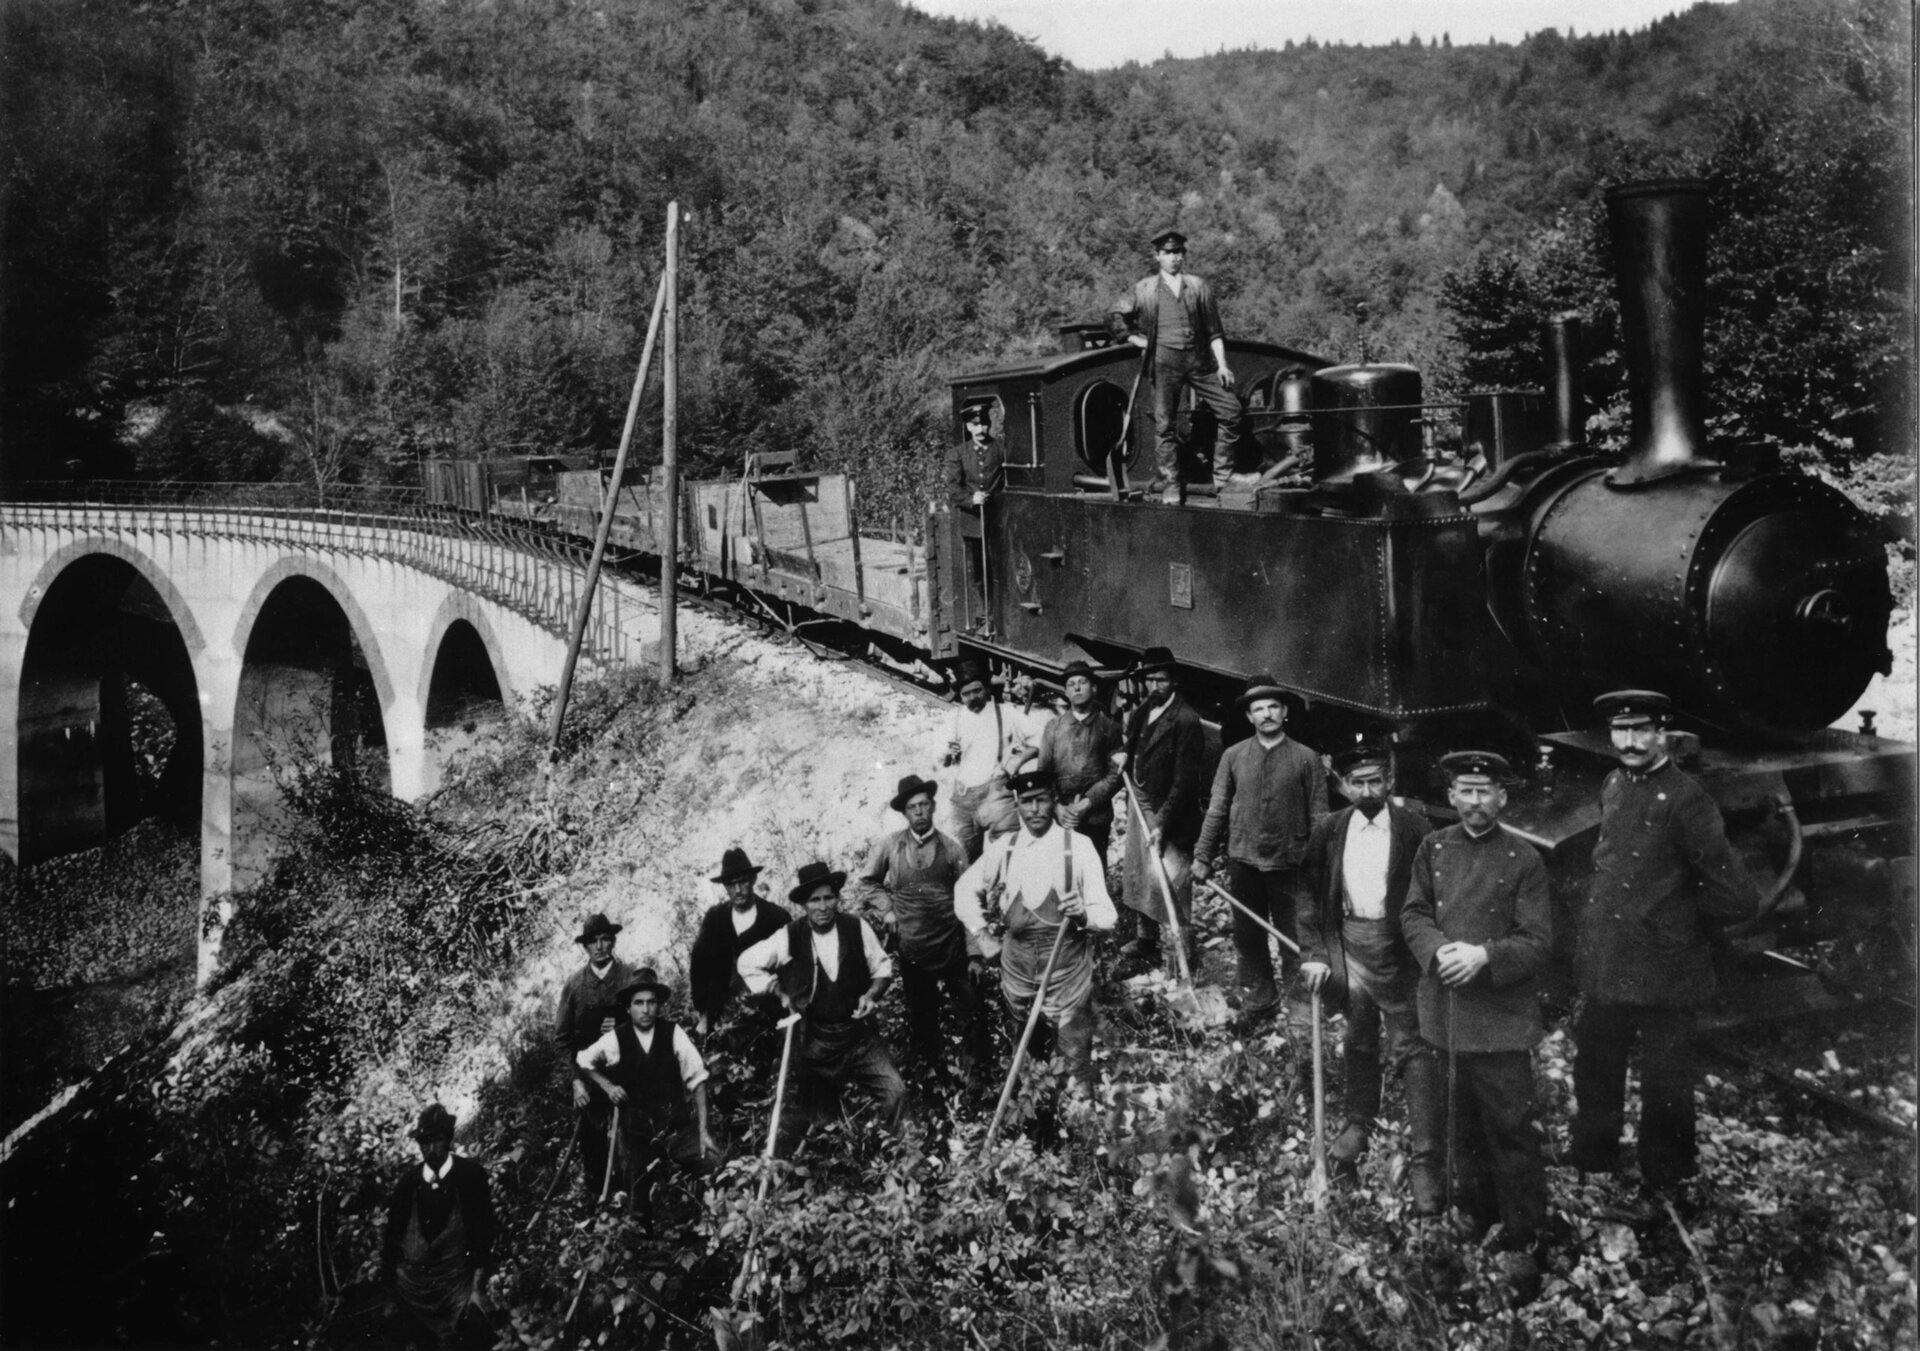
top-left (1224, 860), bottom-right (1305, 1010)
top-left (1151, 347), bottom-right (1243, 485)
top-left (776, 1037), bottom-right (909, 1155)
top-left (1339, 915), bottom-right (1420, 1126)
top-left (1418, 1045), bottom-right (1547, 1245)
top-left (1002, 991), bottom-right (1097, 1092)
top-left (1571, 1001), bottom-right (1699, 1192)
top-left (899, 945), bottom-right (990, 1074)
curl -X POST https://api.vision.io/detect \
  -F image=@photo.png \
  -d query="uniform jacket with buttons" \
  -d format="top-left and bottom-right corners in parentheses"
top-left (945, 434), bottom-right (1005, 509)
top-left (1399, 822), bottom-right (1551, 1053)
top-left (1576, 758), bottom-right (1757, 1007)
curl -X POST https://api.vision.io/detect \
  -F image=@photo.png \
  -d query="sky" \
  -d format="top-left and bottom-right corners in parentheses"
top-left (902, 0), bottom-right (1730, 69)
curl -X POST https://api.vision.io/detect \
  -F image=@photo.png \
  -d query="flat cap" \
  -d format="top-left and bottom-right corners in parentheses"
top-left (1593, 689), bottom-right (1673, 727)
top-left (1439, 750), bottom-right (1513, 783)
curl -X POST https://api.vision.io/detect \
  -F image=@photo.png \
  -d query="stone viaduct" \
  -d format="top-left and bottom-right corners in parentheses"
top-left (1, 489), bottom-right (658, 974)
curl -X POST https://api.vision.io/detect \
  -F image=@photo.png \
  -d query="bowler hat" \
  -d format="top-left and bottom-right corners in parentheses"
top-left (411, 1103), bottom-right (457, 1141)
top-left (1439, 750), bottom-right (1513, 783)
top-left (1058, 659), bottom-right (1102, 685)
top-left (954, 659), bottom-right (995, 691)
top-left (1235, 674), bottom-right (1298, 711)
top-left (1151, 227), bottom-right (1188, 250)
top-left (1128, 646), bottom-right (1179, 677)
top-left (1332, 742), bottom-right (1392, 776)
top-left (1593, 689), bottom-right (1672, 727)
top-left (889, 774), bottom-right (940, 813)
top-left (788, 860), bottom-right (848, 904)
top-left (576, 912), bottom-right (623, 944)
top-left (711, 848), bottom-right (763, 884)
top-left (617, 967), bottom-right (673, 1007)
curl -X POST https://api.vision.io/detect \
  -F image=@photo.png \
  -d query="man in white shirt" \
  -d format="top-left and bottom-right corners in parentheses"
top-left (1298, 745), bottom-right (1436, 1200)
top-left (739, 861), bottom-right (907, 1154)
top-left (943, 661), bottom-right (1039, 861)
top-left (955, 766), bottom-right (1117, 1095)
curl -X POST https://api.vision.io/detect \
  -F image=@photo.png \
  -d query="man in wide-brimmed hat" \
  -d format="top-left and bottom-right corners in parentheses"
top-left (1569, 690), bottom-right (1756, 1205)
top-left (555, 912), bottom-right (636, 1194)
top-left (381, 1104), bottom-right (498, 1348)
top-left (1299, 742), bottom-right (1433, 1187)
top-left (955, 764), bottom-right (1115, 1096)
top-left (853, 773), bottom-right (988, 1081)
top-left (1116, 646), bottom-right (1208, 969)
top-left (739, 860), bottom-right (907, 1154)
top-left (688, 847), bottom-right (791, 1038)
top-left (1192, 674), bottom-right (1327, 1020)
top-left (943, 660), bottom-right (1042, 863)
top-left (1399, 751), bottom-right (1551, 1292)
top-left (576, 969), bottom-right (720, 1215)
top-left (1035, 660), bottom-right (1125, 864)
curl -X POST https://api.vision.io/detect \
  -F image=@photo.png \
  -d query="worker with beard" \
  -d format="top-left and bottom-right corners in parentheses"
top-left (1115, 646), bottom-right (1206, 971)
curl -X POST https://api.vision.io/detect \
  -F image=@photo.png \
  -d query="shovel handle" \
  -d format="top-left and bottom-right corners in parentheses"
top-left (1198, 877), bottom-right (1302, 957)
top-left (1309, 985), bottom-right (1328, 1212)
top-left (1123, 771), bottom-right (1196, 989)
top-left (983, 919), bottom-right (1073, 1151)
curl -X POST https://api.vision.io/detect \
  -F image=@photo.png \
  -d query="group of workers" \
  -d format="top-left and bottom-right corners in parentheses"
top-left (382, 642), bottom-right (1759, 1337)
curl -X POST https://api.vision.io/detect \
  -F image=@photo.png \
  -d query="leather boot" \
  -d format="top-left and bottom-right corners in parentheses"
top-left (1403, 1046), bottom-right (1446, 1217)
top-left (1344, 1049), bottom-right (1383, 1127)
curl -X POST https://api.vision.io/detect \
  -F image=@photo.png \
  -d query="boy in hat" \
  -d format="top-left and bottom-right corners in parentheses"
top-left (688, 848), bottom-right (791, 1037)
top-left (946, 400), bottom-right (1005, 626)
top-left (853, 773), bottom-right (988, 1081)
top-left (1035, 660), bottom-right (1125, 863)
top-left (955, 765), bottom-right (1116, 1095)
top-left (1299, 743), bottom-right (1434, 1185)
top-left (1117, 646), bottom-right (1207, 969)
top-left (1192, 674), bottom-right (1326, 1019)
top-left (739, 861), bottom-right (908, 1154)
top-left (381, 1104), bottom-right (497, 1349)
top-left (1105, 227), bottom-right (1243, 502)
top-left (943, 660), bottom-right (1041, 862)
top-left (1398, 752), bottom-right (1552, 1280)
top-left (576, 970), bottom-right (718, 1214)
top-left (555, 913), bottom-right (635, 1192)
top-left (1569, 691), bottom-right (1756, 1201)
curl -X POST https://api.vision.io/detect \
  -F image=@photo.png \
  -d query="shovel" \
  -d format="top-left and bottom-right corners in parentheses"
top-left (1123, 774), bottom-right (1229, 1031)
top-left (712, 1011), bottom-right (802, 1350)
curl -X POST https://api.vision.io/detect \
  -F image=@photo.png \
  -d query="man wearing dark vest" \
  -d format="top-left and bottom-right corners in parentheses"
top-left (576, 969), bottom-right (718, 1212)
top-left (1192, 674), bottom-right (1327, 1020)
top-left (688, 848), bottom-right (791, 1038)
top-left (853, 774), bottom-right (989, 1081)
top-left (1298, 743), bottom-right (1435, 1195)
top-left (1106, 227), bottom-right (1243, 503)
top-left (1569, 690), bottom-right (1758, 1202)
top-left (554, 912), bottom-right (636, 1195)
top-left (1035, 660), bottom-right (1125, 865)
top-left (1117, 646), bottom-right (1206, 970)
top-left (739, 861), bottom-right (907, 1155)
top-left (955, 766), bottom-right (1116, 1095)
top-left (380, 1104), bottom-right (497, 1349)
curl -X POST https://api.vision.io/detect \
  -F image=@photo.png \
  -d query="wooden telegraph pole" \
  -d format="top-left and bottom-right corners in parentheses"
top-left (660, 201), bottom-right (681, 681)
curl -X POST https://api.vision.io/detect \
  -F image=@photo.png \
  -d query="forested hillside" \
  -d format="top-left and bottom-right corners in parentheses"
top-left (3, 0), bottom-right (1910, 524)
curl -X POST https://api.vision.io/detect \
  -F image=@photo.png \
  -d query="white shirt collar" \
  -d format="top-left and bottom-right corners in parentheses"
top-left (589, 960), bottom-right (614, 977)
top-left (422, 1154), bottom-right (454, 1184)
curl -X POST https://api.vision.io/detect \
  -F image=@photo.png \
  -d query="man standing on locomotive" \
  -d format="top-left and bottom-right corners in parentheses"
top-left (1569, 690), bottom-right (1758, 1204)
top-left (946, 400), bottom-right (1004, 626)
top-left (1116, 646), bottom-right (1207, 971)
top-left (1192, 675), bottom-right (1327, 1021)
top-left (1106, 227), bottom-right (1243, 504)
top-left (1035, 660), bottom-right (1125, 865)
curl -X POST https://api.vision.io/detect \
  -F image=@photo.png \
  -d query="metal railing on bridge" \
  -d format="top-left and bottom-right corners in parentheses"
top-left (0, 480), bottom-right (655, 670)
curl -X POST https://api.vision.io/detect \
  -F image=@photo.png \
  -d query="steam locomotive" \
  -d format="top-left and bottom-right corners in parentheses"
top-left (427, 180), bottom-right (1912, 985)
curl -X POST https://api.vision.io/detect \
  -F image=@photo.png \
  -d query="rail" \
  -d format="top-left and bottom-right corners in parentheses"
top-left (0, 481), bottom-right (656, 671)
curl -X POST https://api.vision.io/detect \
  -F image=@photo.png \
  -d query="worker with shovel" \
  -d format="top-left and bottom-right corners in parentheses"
top-left (955, 765), bottom-right (1116, 1099)
top-left (1116, 646), bottom-right (1207, 974)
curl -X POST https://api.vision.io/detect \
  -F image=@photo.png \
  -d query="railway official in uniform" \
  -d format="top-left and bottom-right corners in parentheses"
top-left (946, 400), bottom-right (1005, 624)
top-left (380, 1105), bottom-right (497, 1350)
top-left (739, 861), bottom-right (908, 1154)
top-left (554, 913), bottom-right (636, 1194)
top-left (575, 971), bottom-right (720, 1214)
top-left (1298, 743), bottom-right (1434, 1185)
top-left (1398, 752), bottom-right (1551, 1269)
top-left (943, 661), bottom-right (1041, 862)
top-left (1569, 690), bottom-right (1758, 1200)
top-left (1192, 675), bottom-right (1327, 1019)
top-left (688, 848), bottom-right (791, 1038)
top-left (1117, 647), bottom-right (1208, 970)
top-left (1106, 228), bottom-right (1243, 503)
top-left (852, 774), bottom-right (989, 1081)
top-left (955, 766), bottom-right (1117, 1095)
top-left (1034, 660), bottom-right (1125, 864)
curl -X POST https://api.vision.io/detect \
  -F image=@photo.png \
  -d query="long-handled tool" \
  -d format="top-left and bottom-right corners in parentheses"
top-left (1445, 987), bottom-right (1458, 1218)
top-left (1196, 877), bottom-right (1303, 959)
top-left (984, 919), bottom-right (1073, 1151)
top-left (715, 1012), bottom-right (803, 1350)
top-left (1111, 348), bottom-right (1149, 495)
top-left (540, 1112), bottom-right (585, 1202)
top-left (1308, 985), bottom-right (1329, 1213)
top-left (1123, 770), bottom-right (1195, 989)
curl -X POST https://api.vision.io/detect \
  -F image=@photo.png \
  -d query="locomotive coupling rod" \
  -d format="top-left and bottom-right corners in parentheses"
top-left (1197, 878), bottom-right (1302, 957)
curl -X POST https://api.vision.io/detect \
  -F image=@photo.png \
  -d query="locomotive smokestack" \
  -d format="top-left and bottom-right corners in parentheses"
top-left (1606, 180), bottom-right (1713, 485)
top-left (1542, 312), bottom-right (1586, 450)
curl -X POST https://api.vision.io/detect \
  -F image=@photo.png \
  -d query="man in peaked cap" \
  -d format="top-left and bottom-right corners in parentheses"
top-left (739, 861), bottom-right (907, 1154)
top-left (1192, 674), bottom-right (1327, 1020)
top-left (1106, 226), bottom-right (1244, 503)
top-left (852, 773), bottom-right (989, 1081)
top-left (1299, 743), bottom-right (1433, 1185)
top-left (381, 1104), bottom-right (498, 1348)
top-left (1569, 691), bottom-right (1757, 1204)
top-left (555, 912), bottom-right (636, 1195)
top-left (955, 763), bottom-right (1117, 1097)
top-left (688, 848), bottom-right (792, 1038)
top-left (1117, 646), bottom-right (1208, 970)
top-left (1035, 660), bottom-right (1125, 865)
top-left (946, 400), bottom-right (1006, 626)
top-left (1398, 751), bottom-right (1552, 1291)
